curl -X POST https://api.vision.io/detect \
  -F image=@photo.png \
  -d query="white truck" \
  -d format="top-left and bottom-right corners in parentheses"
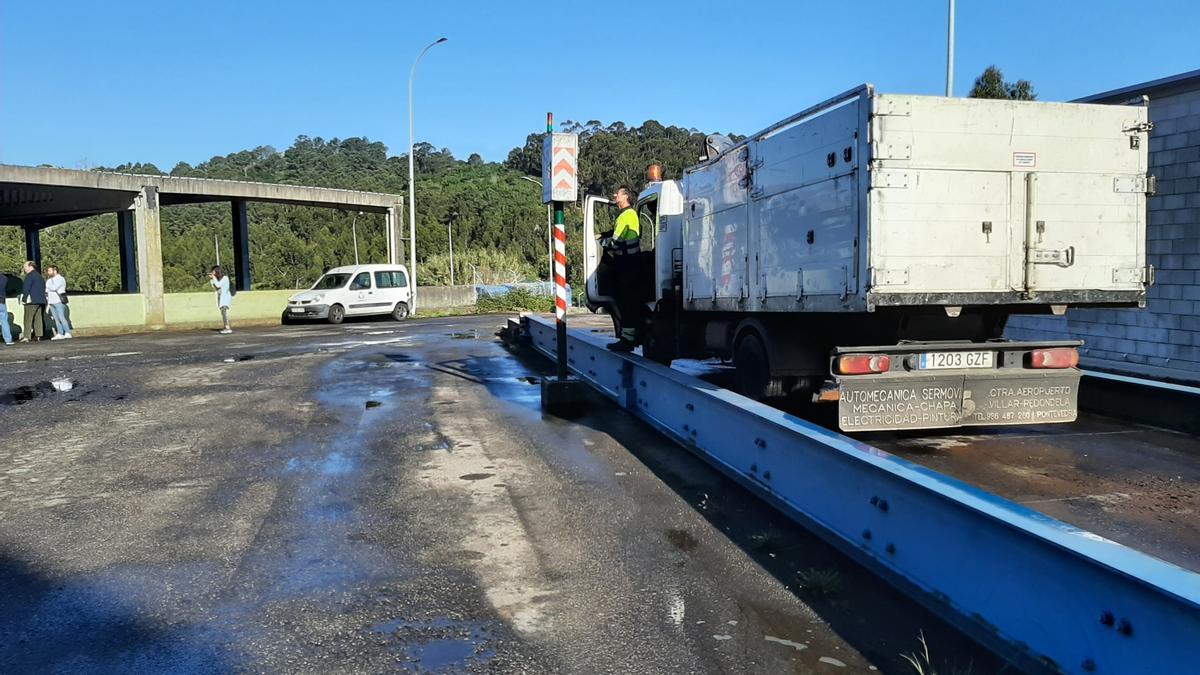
top-left (583, 84), bottom-right (1154, 432)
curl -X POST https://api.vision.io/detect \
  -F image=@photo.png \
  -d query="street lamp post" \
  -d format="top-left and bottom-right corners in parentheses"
top-left (408, 36), bottom-right (448, 315)
top-left (520, 175), bottom-right (553, 286)
top-left (946, 0), bottom-right (955, 97)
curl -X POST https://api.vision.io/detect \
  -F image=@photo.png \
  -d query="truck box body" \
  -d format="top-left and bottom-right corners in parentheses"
top-left (681, 86), bottom-right (1152, 314)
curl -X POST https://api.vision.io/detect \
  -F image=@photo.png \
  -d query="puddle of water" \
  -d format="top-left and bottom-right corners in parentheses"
top-left (321, 452), bottom-right (355, 476)
top-left (459, 473), bottom-right (495, 481)
top-left (415, 638), bottom-right (478, 670)
top-left (446, 330), bottom-right (481, 340)
top-left (666, 529), bottom-right (699, 552)
top-left (1, 379), bottom-right (73, 406)
top-left (365, 400), bottom-right (383, 409)
top-left (371, 617), bottom-right (497, 670)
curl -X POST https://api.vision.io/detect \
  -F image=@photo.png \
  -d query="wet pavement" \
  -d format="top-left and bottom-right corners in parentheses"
top-left (864, 417), bottom-right (1200, 573)
top-left (0, 316), bottom-right (1002, 673)
top-left (564, 314), bottom-right (1200, 575)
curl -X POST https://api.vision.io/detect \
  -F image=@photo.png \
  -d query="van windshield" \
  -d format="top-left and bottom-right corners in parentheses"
top-left (312, 273), bottom-right (351, 290)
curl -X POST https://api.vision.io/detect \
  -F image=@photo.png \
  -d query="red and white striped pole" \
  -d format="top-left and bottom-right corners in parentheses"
top-left (548, 112), bottom-right (570, 379)
top-left (553, 201), bottom-right (568, 378)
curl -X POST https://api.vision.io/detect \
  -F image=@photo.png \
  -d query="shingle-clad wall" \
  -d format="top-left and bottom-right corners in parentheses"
top-left (1006, 86), bottom-right (1200, 382)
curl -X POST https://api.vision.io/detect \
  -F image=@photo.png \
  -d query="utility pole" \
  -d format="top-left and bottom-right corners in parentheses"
top-left (407, 36), bottom-right (448, 314)
top-left (520, 175), bottom-right (553, 286)
top-left (946, 0), bottom-right (955, 97)
top-left (446, 210), bottom-right (458, 285)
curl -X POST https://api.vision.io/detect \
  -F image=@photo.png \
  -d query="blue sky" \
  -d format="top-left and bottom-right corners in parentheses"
top-left (1, 0), bottom-right (1197, 170)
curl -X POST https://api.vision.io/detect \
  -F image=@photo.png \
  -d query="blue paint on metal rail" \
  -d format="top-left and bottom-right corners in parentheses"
top-left (524, 315), bottom-right (1200, 674)
top-left (1083, 369), bottom-right (1200, 397)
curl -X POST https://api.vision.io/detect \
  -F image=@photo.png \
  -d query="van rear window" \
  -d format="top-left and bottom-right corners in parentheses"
top-left (375, 271), bottom-right (408, 288)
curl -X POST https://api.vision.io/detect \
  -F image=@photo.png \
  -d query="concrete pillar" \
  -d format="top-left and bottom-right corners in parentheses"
top-left (231, 200), bottom-right (251, 291)
top-left (135, 186), bottom-right (165, 325)
top-left (23, 224), bottom-right (41, 266)
top-left (386, 204), bottom-right (404, 265)
top-left (117, 210), bottom-right (139, 293)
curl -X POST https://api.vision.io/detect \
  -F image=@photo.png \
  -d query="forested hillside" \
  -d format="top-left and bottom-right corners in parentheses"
top-left (0, 121), bottom-right (733, 293)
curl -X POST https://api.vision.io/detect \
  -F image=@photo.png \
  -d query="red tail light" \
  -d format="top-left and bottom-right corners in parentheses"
top-left (837, 354), bottom-right (891, 375)
top-left (1028, 347), bottom-right (1079, 369)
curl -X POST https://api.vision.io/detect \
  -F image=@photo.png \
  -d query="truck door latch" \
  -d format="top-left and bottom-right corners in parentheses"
top-left (1030, 246), bottom-right (1075, 267)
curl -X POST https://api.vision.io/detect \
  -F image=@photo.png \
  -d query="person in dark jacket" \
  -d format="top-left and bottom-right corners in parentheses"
top-left (20, 260), bottom-right (46, 342)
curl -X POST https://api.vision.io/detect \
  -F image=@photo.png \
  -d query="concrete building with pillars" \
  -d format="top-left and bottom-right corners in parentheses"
top-left (1, 164), bottom-right (404, 331)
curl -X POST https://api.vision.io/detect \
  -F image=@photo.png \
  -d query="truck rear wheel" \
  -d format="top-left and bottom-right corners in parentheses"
top-left (735, 334), bottom-right (770, 400)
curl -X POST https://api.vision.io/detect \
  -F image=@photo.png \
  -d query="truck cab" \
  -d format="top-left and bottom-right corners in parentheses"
top-left (583, 178), bottom-right (684, 350)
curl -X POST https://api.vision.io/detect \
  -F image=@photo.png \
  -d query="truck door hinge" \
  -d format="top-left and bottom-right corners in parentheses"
top-left (1114, 175), bottom-right (1156, 195)
top-left (874, 98), bottom-right (912, 116)
top-left (1113, 265), bottom-right (1155, 285)
top-left (872, 170), bottom-right (911, 189)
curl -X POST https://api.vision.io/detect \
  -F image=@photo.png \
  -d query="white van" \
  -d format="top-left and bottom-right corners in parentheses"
top-left (283, 264), bottom-right (411, 324)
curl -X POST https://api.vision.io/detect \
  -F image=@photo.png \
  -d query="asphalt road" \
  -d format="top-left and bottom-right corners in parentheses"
top-left (0, 316), bottom-right (1009, 674)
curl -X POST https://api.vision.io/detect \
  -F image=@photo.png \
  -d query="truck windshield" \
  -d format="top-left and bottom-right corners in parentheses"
top-left (312, 273), bottom-right (351, 290)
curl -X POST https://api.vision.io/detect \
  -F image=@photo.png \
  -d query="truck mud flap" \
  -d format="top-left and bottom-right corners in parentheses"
top-left (838, 370), bottom-right (1080, 432)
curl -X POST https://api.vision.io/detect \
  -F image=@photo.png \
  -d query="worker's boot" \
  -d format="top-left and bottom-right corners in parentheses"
top-left (606, 339), bottom-right (635, 352)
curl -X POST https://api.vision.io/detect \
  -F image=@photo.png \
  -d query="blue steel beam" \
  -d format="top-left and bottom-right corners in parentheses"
top-left (523, 315), bottom-right (1200, 674)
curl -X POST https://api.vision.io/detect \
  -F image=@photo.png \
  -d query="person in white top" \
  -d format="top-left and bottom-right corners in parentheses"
top-left (209, 266), bottom-right (233, 334)
top-left (45, 265), bottom-right (72, 340)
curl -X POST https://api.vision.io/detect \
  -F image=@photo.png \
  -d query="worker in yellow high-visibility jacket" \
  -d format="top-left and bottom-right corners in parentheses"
top-left (605, 186), bottom-right (642, 352)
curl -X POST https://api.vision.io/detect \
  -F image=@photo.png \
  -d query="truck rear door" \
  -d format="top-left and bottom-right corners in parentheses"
top-left (868, 95), bottom-right (1150, 303)
top-left (1021, 170), bottom-right (1149, 294)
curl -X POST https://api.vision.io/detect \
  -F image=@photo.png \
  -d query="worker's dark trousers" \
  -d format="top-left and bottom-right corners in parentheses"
top-left (610, 254), bottom-right (643, 342)
top-left (22, 303), bottom-right (45, 340)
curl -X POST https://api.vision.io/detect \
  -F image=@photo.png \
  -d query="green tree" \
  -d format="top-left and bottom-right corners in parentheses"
top-left (969, 65), bottom-right (1037, 101)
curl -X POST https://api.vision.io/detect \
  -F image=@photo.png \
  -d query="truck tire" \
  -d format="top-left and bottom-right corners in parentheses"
top-left (734, 334), bottom-right (770, 400)
top-left (327, 304), bottom-right (346, 324)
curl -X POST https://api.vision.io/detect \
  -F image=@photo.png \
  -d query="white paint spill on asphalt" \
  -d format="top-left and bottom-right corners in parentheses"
top-left (764, 635), bottom-right (808, 651)
top-left (667, 593), bottom-right (685, 626)
top-left (712, 634), bottom-right (732, 641)
top-left (50, 378), bottom-right (73, 392)
top-left (105, 352), bottom-right (142, 357)
top-left (819, 656), bottom-right (847, 667)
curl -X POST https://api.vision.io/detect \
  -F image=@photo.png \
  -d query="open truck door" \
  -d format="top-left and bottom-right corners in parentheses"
top-left (583, 194), bottom-right (615, 310)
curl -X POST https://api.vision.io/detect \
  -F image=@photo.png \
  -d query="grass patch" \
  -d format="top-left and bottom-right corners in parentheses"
top-left (901, 632), bottom-right (974, 675)
top-left (796, 567), bottom-right (843, 596)
top-left (748, 529), bottom-right (778, 551)
top-left (474, 288), bottom-right (554, 314)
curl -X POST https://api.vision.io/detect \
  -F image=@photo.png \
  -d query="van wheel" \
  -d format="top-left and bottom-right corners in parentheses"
top-left (327, 304), bottom-right (345, 324)
top-left (734, 334), bottom-right (770, 400)
top-left (392, 302), bottom-right (409, 321)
